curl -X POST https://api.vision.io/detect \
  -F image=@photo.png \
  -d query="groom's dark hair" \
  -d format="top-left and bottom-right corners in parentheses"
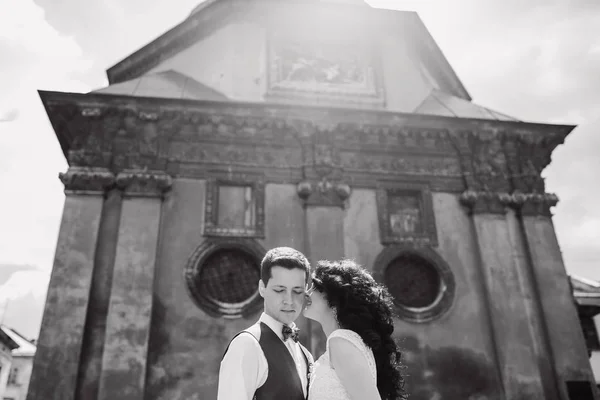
top-left (260, 247), bottom-right (311, 284)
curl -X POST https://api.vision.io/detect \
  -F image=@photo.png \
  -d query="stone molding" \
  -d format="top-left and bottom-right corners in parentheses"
top-left (58, 167), bottom-right (115, 195)
top-left (459, 190), bottom-right (559, 217)
top-left (115, 170), bottom-right (173, 198)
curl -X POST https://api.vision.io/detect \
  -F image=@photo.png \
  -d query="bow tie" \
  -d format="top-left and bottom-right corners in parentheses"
top-left (282, 325), bottom-right (299, 343)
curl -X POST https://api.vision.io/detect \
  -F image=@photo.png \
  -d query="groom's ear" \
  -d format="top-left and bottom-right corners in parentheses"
top-left (258, 279), bottom-right (266, 298)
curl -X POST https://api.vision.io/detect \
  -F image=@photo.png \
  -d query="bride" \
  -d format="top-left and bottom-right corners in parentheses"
top-left (303, 259), bottom-right (407, 400)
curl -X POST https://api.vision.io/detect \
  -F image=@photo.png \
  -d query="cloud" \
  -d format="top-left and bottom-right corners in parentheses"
top-left (0, 267), bottom-right (49, 303)
top-left (0, 0), bottom-right (94, 272)
top-left (385, 0), bottom-right (600, 280)
top-left (0, 265), bottom-right (49, 339)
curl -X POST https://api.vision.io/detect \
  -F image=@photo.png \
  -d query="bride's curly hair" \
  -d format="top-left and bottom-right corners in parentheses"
top-left (312, 259), bottom-right (407, 400)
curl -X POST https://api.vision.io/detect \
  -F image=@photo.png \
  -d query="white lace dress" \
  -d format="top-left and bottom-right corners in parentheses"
top-left (308, 329), bottom-right (377, 400)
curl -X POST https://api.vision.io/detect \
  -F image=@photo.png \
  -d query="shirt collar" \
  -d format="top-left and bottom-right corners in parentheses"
top-left (259, 312), bottom-right (297, 341)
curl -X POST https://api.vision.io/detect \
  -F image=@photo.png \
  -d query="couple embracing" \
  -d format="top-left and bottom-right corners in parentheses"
top-left (217, 247), bottom-right (406, 400)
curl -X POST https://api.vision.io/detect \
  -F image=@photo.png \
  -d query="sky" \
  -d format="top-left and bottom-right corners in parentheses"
top-left (0, 0), bottom-right (599, 340)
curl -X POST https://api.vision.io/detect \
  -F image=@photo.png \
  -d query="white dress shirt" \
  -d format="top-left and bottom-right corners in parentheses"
top-left (217, 313), bottom-right (308, 400)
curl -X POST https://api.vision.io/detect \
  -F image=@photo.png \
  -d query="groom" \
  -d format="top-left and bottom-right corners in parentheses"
top-left (217, 247), bottom-right (314, 400)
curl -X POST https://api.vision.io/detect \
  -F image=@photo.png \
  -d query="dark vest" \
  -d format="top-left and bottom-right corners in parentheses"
top-left (223, 322), bottom-right (309, 400)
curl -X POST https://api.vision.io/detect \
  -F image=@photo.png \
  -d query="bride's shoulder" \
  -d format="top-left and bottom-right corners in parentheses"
top-left (327, 329), bottom-right (366, 347)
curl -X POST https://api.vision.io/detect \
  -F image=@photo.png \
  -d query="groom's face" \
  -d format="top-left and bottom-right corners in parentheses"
top-left (259, 265), bottom-right (307, 325)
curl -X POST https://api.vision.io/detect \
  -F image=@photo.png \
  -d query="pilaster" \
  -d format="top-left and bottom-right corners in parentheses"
top-left (97, 170), bottom-right (172, 400)
top-left (460, 192), bottom-right (554, 400)
top-left (516, 198), bottom-right (599, 399)
top-left (296, 129), bottom-right (350, 357)
top-left (27, 167), bottom-right (114, 400)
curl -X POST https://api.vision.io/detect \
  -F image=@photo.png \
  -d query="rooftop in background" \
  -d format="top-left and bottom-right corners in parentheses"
top-left (1, 325), bottom-right (36, 357)
top-left (0, 325), bottom-right (19, 351)
top-left (571, 275), bottom-right (600, 307)
top-left (93, 70), bottom-right (229, 101)
top-left (98, 0), bottom-right (496, 120)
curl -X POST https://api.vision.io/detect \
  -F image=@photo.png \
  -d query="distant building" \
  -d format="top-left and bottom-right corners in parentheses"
top-left (571, 276), bottom-right (600, 386)
top-left (1, 326), bottom-right (36, 400)
top-left (0, 326), bottom-right (19, 398)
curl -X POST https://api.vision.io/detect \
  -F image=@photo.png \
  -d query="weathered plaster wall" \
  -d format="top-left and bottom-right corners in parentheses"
top-left (344, 190), bottom-right (503, 399)
top-left (145, 181), bottom-right (306, 400)
top-left (400, 193), bottom-right (504, 400)
top-left (524, 217), bottom-right (598, 395)
top-left (343, 188), bottom-right (383, 273)
top-left (27, 194), bottom-right (104, 400)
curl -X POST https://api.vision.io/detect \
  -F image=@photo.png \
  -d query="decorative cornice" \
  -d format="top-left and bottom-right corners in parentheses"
top-left (511, 191), bottom-right (559, 217)
top-left (58, 167), bottom-right (115, 195)
top-left (459, 190), bottom-right (559, 217)
top-left (115, 170), bottom-right (173, 198)
top-left (39, 91), bottom-right (575, 197)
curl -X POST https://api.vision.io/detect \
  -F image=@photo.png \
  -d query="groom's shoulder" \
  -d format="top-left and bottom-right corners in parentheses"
top-left (229, 321), bottom-right (262, 345)
top-left (222, 322), bottom-right (263, 360)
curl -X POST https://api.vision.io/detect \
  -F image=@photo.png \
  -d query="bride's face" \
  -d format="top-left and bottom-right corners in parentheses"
top-left (302, 287), bottom-right (329, 322)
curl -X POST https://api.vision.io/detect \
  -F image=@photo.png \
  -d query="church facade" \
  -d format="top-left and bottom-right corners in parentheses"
top-left (29, 1), bottom-right (596, 399)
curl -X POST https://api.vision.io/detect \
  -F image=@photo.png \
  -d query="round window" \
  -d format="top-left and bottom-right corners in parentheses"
top-left (185, 239), bottom-right (265, 318)
top-left (373, 246), bottom-right (455, 323)
top-left (385, 253), bottom-right (441, 309)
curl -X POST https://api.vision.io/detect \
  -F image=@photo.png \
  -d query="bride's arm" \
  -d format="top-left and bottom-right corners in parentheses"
top-left (329, 337), bottom-right (382, 400)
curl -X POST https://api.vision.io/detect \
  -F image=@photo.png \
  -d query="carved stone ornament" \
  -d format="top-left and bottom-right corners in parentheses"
top-left (296, 178), bottom-right (352, 208)
top-left (510, 191), bottom-right (559, 217)
top-left (459, 190), bottom-right (559, 217)
top-left (58, 167), bottom-right (115, 195)
top-left (458, 190), bottom-right (512, 215)
top-left (115, 170), bottom-right (173, 198)
top-left (267, 35), bottom-right (384, 107)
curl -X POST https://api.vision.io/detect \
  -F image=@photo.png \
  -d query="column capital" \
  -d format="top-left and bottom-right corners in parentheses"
top-left (296, 178), bottom-right (352, 209)
top-left (459, 190), bottom-right (512, 215)
top-left (459, 190), bottom-right (559, 217)
top-left (509, 191), bottom-right (559, 217)
top-left (59, 167), bottom-right (115, 195)
top-left (115, 170), bottom-right (173, 198)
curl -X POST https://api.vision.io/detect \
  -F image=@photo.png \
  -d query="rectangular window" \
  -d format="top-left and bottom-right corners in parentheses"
top-left (388, 191), bottom-right (422, 236)
top-left (376, 183), bottom-right (437, 246)
top-left (204, 178), bottom-right (265, 238)
top-left (217, 185), bottom-right (255, 229)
